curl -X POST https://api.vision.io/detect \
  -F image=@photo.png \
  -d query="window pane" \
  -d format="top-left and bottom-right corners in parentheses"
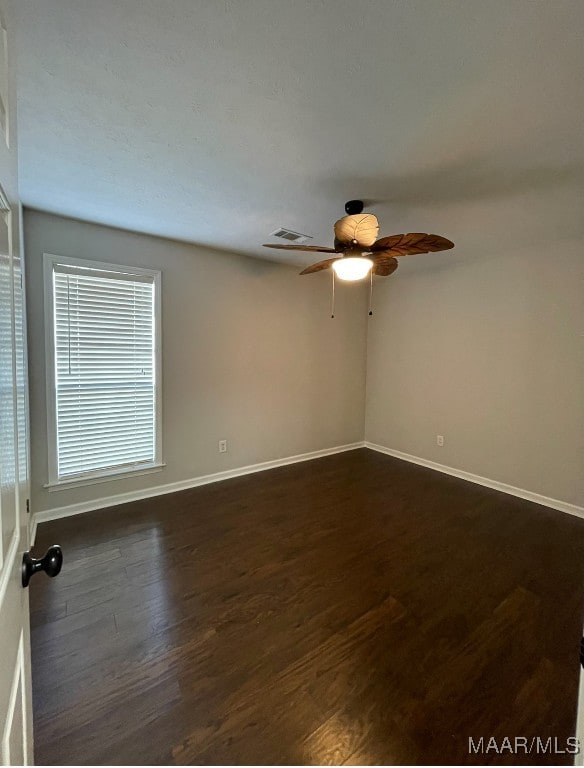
top-left (52, 266), bottom-right (157, 479)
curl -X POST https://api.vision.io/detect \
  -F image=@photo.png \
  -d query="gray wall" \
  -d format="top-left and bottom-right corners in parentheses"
top-left (25, 193), bottom-right (584, 515)
top-left (24, 209), bottom-right (368, 513)
top-left (365, 188), bottom-right (584, 508)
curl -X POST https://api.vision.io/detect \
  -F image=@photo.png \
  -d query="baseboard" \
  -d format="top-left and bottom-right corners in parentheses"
top-left (365, 442), bottom-right (584, 519)
top-left (31, 441), bottom-right (366, 532)
top-left (33, 439), bottom-right (581, 536)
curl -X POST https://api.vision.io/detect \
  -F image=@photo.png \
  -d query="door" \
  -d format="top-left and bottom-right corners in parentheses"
top-left (0, 1), bottom-right (34, 763)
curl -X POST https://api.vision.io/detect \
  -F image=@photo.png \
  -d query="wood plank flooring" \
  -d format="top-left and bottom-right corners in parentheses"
top-left (30, 449), bottom-right (584, 765)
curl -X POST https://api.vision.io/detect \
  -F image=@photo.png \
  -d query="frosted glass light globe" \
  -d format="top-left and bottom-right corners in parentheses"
top-left (332, 257), bottom-right (374, 281)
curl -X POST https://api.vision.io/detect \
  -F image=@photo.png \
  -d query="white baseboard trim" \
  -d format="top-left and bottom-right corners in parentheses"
top-left (31, 441), bottom-right (366, 535)
top-left (365, 441), bottom-right (584, 520)
top-left (32, 439), bottom-right (582, 539)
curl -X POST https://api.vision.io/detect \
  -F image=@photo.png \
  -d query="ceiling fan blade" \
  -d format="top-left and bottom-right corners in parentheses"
top-left (299, 258), bottom-right (338, 275)
top-left (262, 243), bottom-right (337, 253)
top-left (370, 233), bottom-right (454, 256)
top-left (373, 258), bottom-right (399, 277)
top-left (333, 214), bottom-right (379, 248)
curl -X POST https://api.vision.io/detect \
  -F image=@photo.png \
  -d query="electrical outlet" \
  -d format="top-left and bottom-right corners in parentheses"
top-left (436, 435), bottom-right (444, 447)
top-left (218, 439), bottom-right (227, 453)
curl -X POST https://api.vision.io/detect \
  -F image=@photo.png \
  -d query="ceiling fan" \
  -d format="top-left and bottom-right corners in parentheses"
top-left (263, 200), bottom-right (454, 283)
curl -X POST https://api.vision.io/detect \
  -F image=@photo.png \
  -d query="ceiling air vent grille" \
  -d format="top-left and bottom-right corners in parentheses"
top-left (269, 228), bottom-right (312, 244)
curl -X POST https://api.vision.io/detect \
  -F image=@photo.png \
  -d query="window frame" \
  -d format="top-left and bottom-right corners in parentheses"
top-left (43, 253), bottom-right (163, 489)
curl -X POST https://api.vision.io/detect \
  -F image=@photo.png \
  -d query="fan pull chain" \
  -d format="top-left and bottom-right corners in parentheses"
top-left (331, 270), bottom-right (335, 318)
top-left (368, 270), bottom-right (373, 316)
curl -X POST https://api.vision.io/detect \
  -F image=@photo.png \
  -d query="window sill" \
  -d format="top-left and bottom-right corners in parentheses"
top-left (44, 463), bottom-right (166, 491)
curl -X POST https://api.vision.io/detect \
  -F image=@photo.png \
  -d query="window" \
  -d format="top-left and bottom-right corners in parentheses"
top-left (44, 254), bottom-right (162, 486)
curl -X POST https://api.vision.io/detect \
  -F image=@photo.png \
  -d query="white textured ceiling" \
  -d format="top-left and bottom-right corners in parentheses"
top-left (14, 0), bottom-right (584, 265)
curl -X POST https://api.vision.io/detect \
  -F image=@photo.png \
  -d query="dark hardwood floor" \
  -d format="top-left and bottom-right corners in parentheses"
top-left (30, 449), bottom-right (584, 765)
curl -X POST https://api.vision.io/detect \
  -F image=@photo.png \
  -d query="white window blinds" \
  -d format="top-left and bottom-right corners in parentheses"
top-left (47, 257), bottom-right (161, 482)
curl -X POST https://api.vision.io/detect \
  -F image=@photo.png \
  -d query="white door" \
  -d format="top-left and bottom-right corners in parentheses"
top-left (0, 1), bottom-right (35, 764)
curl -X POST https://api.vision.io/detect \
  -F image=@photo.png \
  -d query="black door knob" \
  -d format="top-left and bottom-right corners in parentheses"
top-left (22, 545), bottom-right (63, 588)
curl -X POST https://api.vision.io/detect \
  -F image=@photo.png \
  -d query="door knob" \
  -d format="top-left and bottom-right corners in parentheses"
top-left (22, 545), bottom-right (63, 588)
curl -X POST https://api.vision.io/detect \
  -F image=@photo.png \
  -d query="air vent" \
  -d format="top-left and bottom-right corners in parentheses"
top-left (269, 228), bottom-right (312, 244)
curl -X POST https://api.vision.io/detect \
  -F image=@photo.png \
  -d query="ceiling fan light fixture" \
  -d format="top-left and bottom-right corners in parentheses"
top-left (332, 257), bottom-right (373, 282)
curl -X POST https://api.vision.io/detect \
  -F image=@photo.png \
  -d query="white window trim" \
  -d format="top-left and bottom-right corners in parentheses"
top-left (43, 253), bottom-right (163, 488)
